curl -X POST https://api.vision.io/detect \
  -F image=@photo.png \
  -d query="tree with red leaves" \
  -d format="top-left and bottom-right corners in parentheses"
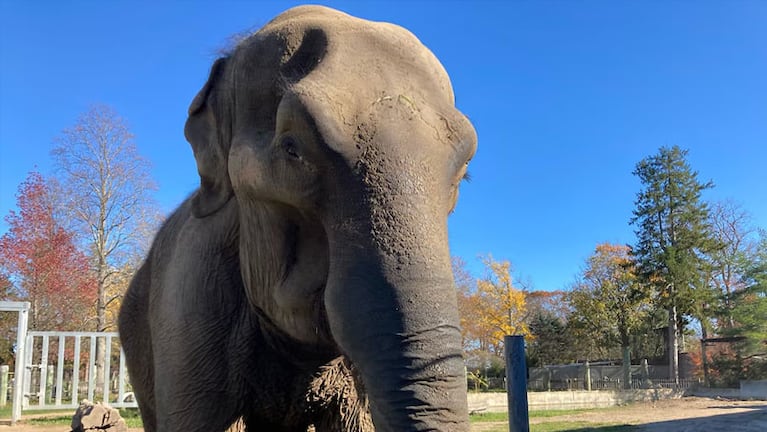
top-left (0, 171), bottom-right (96, 330)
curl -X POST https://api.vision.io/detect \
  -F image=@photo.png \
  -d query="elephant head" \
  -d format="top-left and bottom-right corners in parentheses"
top-left (184, 6), bottom-right (476, 431)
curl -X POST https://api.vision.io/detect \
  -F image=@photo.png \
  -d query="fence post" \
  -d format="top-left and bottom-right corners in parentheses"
top-left (585, 361), bottom-right (592, 391)
top-left (504, 335), bottom-right (529, 432)
top-left (46, 364), bottom-right (55, 404)
top-left (0, 365), bottom-right (8, 407)
top-left (56, 336), bottom-right (65, 406)
top-left (13, 303), bottom-right (29, 425)
top-left (72, 336), bottom-right (81, 404)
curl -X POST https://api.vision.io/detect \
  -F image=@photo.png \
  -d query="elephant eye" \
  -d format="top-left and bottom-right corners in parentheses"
top-left (281, 136), bottom-right (301, 160)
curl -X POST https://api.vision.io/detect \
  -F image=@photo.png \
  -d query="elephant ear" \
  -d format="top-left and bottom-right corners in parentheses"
top-left (184, 57), bottom-right (233, 218)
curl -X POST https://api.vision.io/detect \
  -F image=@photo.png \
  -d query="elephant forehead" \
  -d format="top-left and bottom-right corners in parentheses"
top-left (258, 5), bottom-right (455, 103)
top-left (234, 6), bottom-right (475, 160)
top-left (294, 79), bottom-right (470, 164)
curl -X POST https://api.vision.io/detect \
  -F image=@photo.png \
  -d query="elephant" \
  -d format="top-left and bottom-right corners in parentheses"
top-left (118, 5), bottom-right (476, 432)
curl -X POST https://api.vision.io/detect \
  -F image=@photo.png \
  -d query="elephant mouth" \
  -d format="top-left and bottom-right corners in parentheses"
top-left (266, 214), bottom-right (334, 347)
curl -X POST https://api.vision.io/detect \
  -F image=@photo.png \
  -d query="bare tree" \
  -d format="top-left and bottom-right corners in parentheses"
top-left (708, 200), bottom-right (756, 326)
top-left (698, 200), bottom-right (758, 385)
top-left (52, 104), bottom-right (159, 390)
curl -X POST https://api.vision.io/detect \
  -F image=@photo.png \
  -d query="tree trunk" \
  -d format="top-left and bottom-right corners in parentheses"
top-left (700, 324), bottom-right (710, 387)
top-left (95, 258), bottom-right (107, 396)
top-left (668, 305), bottom-right (679, 384)
top-left (621, 341), bottom-right (632, 390)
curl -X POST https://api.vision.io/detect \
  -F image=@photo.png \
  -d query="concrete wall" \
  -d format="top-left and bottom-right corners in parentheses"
top-left (685, 387), bottom-right (742, 399)
top-left (740, 380), bottom-right (767, 399)
top-left (685, 380), bottom-right (767, 400)
top-left (468, 388), bottom-right (685, 413)
top-left (468, 380), bottom-right (767, 413)
top-left (469, 380), bottom-right (767, 412)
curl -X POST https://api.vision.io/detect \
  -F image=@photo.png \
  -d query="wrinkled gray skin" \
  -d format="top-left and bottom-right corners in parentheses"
top-left (118, 5), bottom-right (476, 432)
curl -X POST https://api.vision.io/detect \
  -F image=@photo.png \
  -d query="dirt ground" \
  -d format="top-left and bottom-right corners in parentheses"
top-left (474, 396), bottom-right (767, 432)
top-left (3, 397), bottom-right (767, 432)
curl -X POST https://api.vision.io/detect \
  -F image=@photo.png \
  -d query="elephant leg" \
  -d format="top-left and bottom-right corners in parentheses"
top-left (118, 264), bottom-right (157, 432)
top-left (152, 328), bottom-right (246, 432)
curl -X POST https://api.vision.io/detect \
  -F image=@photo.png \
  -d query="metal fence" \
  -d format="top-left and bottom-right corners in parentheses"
top-left (527, 378), bottom-right (701, 392)
top-left (468, 361), bottom-right (703, 392)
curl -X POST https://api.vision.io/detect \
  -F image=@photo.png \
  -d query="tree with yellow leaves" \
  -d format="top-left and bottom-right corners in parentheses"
top-left (457, 255), bottom-right (531, 356)
top-left (568, 243), bottom-right (651, 388)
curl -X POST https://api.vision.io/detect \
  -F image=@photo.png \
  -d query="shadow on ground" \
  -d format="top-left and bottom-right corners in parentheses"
top-left (518, 402), bottom-right (767, 432)
top-left (632, 403), bottom-right (767, 432)
top-left (537, 424), bottom-right (636, 432)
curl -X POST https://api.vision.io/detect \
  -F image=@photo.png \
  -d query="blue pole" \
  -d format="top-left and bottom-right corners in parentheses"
top-left (504, 335), bottom-right (529, 432)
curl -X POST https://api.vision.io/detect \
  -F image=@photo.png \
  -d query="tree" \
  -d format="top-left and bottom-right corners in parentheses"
top-left (526, 311), bottom-right (569, 367)
top-left (454, 255), bottom-right (531, 357)
top-left (524, 290), bottom-right (572, 367)
top-left (0, 171), bottom-right (96, 331)
top-left (628, 307), bottom-right (669, 364)
top-left (706, 231), bottom-right (767, 383)
top-left (707, 201), bottom-right (758, 328)
top-left (474, 256), bottom-right (531, 354)
top-left (0, 272), bottom-right (15, 300)
top-left (728, 231), bottom-right (767, 359)
top-left (453, 256), bottom-right (480, 352)
top-left (630, 145), bottom-right (716, 383)
top-left (51, 105), bottom-right (158, 392)
top-left (0, 272), bottom-right (19, 366)
top-left (568, 243), bottom-right (650, 388)
top-left (453, 256), bottom-right (531, 387)
top-left (699, 201), bottom-right (759, 384)
top-left (525, 290), bottom-right (569, 322)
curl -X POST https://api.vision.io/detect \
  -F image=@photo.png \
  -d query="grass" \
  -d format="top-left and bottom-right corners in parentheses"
top-left (26, 408), bottom-right (144, 428)
top-left (471, 407), bottom-right (620, 422)
top-left (471, 411), bottom-right (510, 422)
top-left (530, 409), bottom-right (610, 418)
top-left (1, 407), bottom-right (77, 419)
top-left (531, 422), bottom-right (636, 432)
top-left (474, 423), bottom-right (636, 432)
top-left (470, 408), bottom-right (637, 432)
top-left (473, 419), bottom-right (636, 432)
top-left (26, 416), bottom-right (75, 426)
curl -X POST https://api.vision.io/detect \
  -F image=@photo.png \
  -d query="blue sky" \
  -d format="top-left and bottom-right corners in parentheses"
top-left (1, 1), bottom-right (765, 291)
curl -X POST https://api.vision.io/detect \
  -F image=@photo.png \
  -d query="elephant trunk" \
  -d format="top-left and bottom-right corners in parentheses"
top-left (324, 217), bottom-right (469, 431)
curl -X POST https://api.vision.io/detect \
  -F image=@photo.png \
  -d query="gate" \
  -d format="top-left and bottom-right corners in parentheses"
top-left (22, 332), bottom-right (137, 411)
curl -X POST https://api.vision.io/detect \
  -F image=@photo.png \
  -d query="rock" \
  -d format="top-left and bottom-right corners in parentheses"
top-left (71, 400), bottom-right (128, 432)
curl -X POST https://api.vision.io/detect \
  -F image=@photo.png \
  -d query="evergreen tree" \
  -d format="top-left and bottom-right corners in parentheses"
top-left (630, 145), bottom-right (716, 383)
top-left (527, 311), bottom-right (569, 367)
top-left (729, 231), bottom-right (767, 359)
top-left (710, 231), bottom-right (767, 383)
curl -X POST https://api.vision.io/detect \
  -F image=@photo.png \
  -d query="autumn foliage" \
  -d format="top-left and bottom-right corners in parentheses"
top-left (0, 171), bottom-right (96, 330)
top-left (456, 255), bottom-right (530, 355)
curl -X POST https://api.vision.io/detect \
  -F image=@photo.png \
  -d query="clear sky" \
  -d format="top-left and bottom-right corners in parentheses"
top-left (1, 1), bottom-right (765, 292)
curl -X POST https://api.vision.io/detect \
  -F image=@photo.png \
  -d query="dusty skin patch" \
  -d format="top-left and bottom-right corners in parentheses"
top-left (3, 397), bottom-right (767, 431)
